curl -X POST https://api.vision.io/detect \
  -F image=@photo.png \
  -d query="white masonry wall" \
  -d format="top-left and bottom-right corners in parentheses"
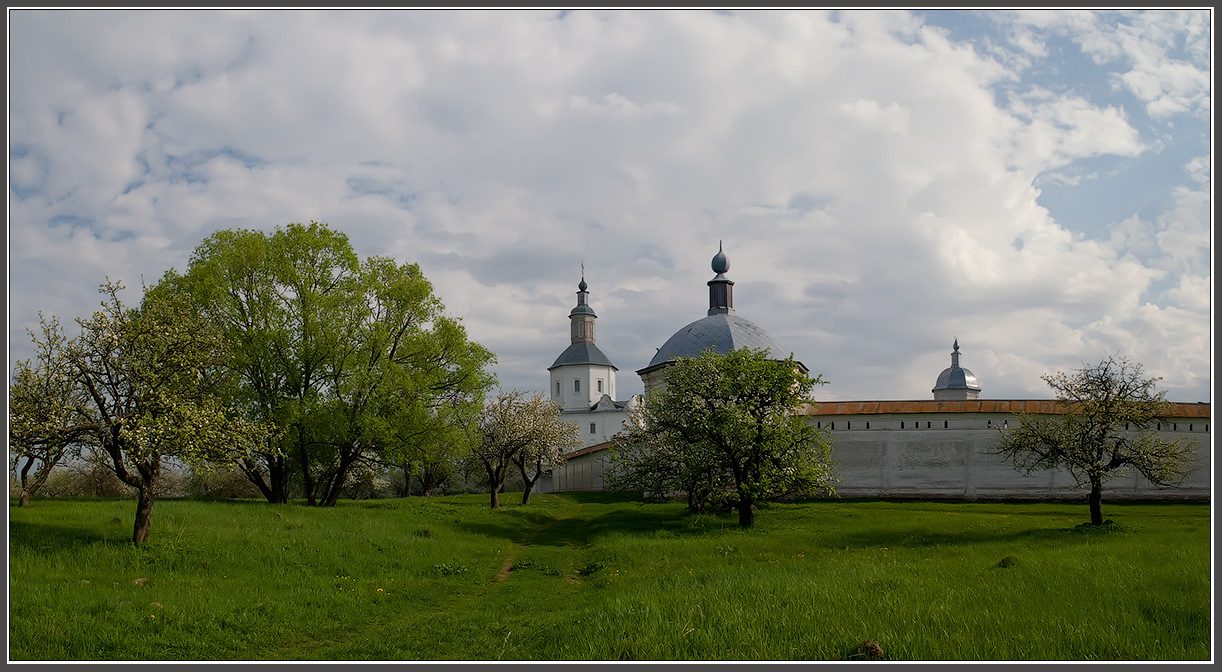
top-left (814, 411), bottom-right (1211, 501)
top-left (543, 410), bottom-right (1211, 501)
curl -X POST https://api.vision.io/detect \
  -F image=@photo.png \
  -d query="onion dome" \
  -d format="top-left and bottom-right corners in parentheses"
top-left (932, 339), bottom-right (981, 400)
top-left (637, 243), bottom-right (801, 378)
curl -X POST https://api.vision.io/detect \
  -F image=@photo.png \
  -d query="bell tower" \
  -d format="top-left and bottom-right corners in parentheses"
top-left (570, 266), bottom-right (597, 344)
top-left (548, 268), bottom-right (619, 412)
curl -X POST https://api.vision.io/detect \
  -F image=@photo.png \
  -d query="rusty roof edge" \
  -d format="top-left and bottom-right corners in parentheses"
top-left (801, 400), bottom-right (1210, 417)
top-left (561, 440), bottom-right (615, 460)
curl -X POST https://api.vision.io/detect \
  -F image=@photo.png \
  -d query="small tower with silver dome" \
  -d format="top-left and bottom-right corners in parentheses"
top-left (932, 339), bottom-right (982, 400)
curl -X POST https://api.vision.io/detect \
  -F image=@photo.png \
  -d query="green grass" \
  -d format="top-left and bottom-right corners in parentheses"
top-left (7, 493), bottom-right (1212, 661)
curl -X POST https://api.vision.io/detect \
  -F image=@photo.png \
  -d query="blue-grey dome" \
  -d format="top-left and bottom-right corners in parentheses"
top-left (932, 339), bottom-right (980, 392)
top-left (933, 365), bottom-right (980, 391)
top-left (640, 312), bottom-right (787, 371)
top-left (549, 342), bottom-right (617, 371)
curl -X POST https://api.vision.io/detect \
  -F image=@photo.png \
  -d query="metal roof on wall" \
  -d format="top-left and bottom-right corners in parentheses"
top-left (801, 400), bottom-right (1211, 418)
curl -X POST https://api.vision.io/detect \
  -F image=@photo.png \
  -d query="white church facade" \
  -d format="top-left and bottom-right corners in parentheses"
top-left (539, 246), bottom-right (1212, 501)
top-left (547, 272), bottom-right (638, 448)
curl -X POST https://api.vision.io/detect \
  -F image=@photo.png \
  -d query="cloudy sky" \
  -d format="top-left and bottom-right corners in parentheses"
top-left (7, 9), bottom-right (1213, 404)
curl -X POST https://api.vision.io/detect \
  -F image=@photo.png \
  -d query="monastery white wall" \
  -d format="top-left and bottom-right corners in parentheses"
top-left (542, 411), bottom-right (1211, 501)
top-left (541, 444), bottom-right (613, 493)
top-left (816, 412), bottom-right (1211, 501)
top-left (560, 407), bottom-right (630, 449)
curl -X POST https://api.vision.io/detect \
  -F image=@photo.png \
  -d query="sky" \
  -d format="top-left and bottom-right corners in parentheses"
top-left (7, 9), bottom-right (1213, 405)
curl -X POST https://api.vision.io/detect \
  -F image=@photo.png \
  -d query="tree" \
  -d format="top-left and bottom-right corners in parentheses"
top-left (473, 390), bottom-right (580, 509)
top-left (511, 398), bottom-right (581, 505)
top-left (388, 396), bottom-right (483, 497)
top-left (304, 257), bottom-right (494, 507)
top-left (9, 315), bottom-right (94, 507)
top-left (64, 279), bottom-right (265, 543)
top-left (608, 347), bottom-right (837, 528)
top-left (180, 222), bottom-right (495, 506)
top-left (994, 354), bottom-right (1196, 526)
top-left (178, 226), bottom-right (300, 503)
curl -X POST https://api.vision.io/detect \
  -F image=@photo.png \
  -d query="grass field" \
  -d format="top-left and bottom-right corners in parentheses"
top-left (7, 492), bottom-right (1212, 661)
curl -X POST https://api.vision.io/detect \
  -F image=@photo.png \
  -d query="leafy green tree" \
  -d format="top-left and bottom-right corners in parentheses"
top-left (181, 222), bottom-right (495, 506)
top-left (388, 396), bottom-right (483, 497)
top-left (609, 347), bottom-right (837, 528)
top-left (179, 226), bottom-right (298, 502)
top-left (474, 390), bottom-right (579, 509)
top-left (308, 257), bottom-right (495, 506)
top-left (9, 315), bottom-right (95, 507)
top-left (994, 354), bottom-right (1196, 526)
top-left (64, 279), bottom-right (265, 543)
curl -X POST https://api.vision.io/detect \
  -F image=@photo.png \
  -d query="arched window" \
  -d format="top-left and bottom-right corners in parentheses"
top-left (900, 421), bottom-right (904, 429)
top-left (866, 421), bottom-right (870, 430)
top-left (574, 379), bottom-right (581, 393)
top-left (555, 381), bottom-right (560, 396)
top-left (597, 379), bottom-right (603, 393)
top-left (944, 420), bottom-right (948, 429)
top-left (830, 422), bottom-right (835, 430)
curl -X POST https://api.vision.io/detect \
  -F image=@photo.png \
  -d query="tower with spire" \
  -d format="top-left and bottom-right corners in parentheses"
top-left (547, 269), bottom-right (635, 446)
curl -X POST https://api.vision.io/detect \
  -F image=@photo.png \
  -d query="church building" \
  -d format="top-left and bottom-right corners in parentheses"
top-left (539, 245), bottom-right (1211, 500)
top-left (635, 242), bottom-right (806, 394)
top-left (547, 271), bottom-right (637, 447)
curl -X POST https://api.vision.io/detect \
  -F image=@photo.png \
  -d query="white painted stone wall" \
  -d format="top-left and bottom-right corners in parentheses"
top-left (559, 407), bottom-right (630, 448)
top-left (542, 410), bottom-right (1211, 501)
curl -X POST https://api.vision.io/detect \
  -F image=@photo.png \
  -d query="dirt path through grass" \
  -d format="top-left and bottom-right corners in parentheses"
top-left (494, 496), bottom-right (586, 583)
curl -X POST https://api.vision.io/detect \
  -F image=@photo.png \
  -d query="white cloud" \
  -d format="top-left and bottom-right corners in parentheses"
top-left (7, 9), bottom-right (1211, 406)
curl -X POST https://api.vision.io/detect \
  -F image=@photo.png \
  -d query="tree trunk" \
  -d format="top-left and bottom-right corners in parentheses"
top-left (518, 462), bottom-right (541, 505)
top-left (482, 459), bottom-right (504, 509)
top-left (420, 463), bottom-right (446, 498)
top-left (299, 434), bottom-right (317, 507)
top-left (737, 493), bottom-right (756, 528)
top-left (245, 468), bottom-right (273, 501)
top-left (398, 462), bottom-right (413, 497)
top-left (16, 456), bottom-right (56, 507)
top-left (1088, 477), bottom-right (1104, 526)
top-left (133, 481), bottom-right (157, 544)
top-left (18, 458), bottom-right (35, 506)
top-left (322, 467), bottom-right (349, 507)
top-left (268, 454), bottom-right (289, 504)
